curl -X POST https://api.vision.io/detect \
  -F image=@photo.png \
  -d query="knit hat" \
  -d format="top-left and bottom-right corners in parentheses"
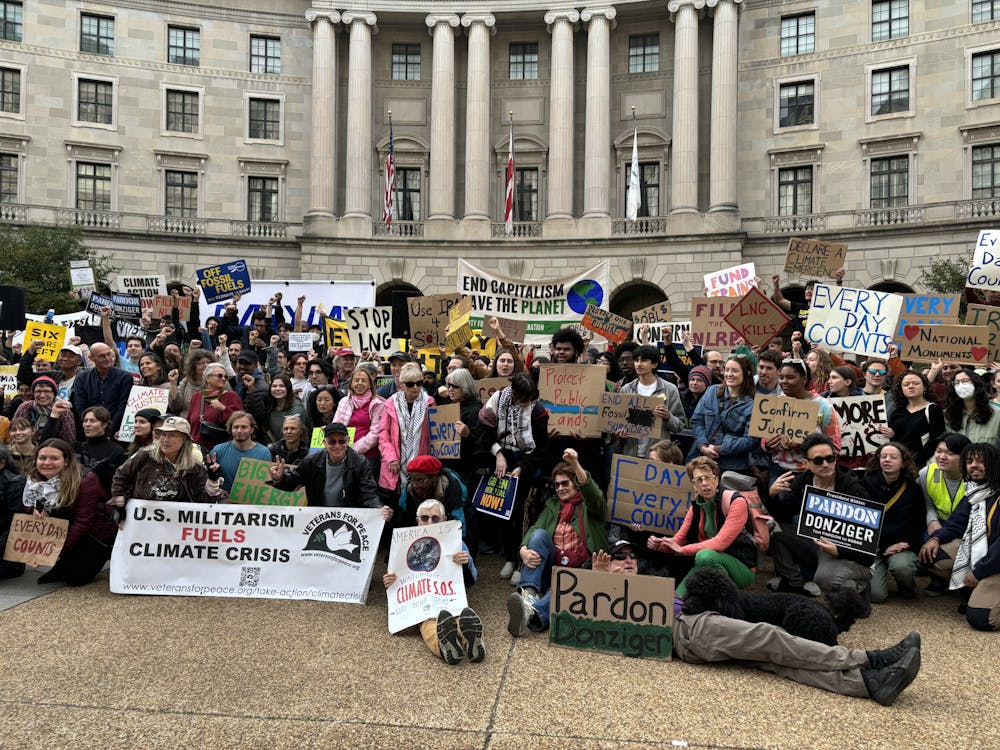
top-left (406, 455), bottom-right (443, 475)
top-left (32, 375), bottom-right (58, 392)
top-left (688, 365), bottom-right (713, 388)
top-left (134, 408), bottom-right (165, 426)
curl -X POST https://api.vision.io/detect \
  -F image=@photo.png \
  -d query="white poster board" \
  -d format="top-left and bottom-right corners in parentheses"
top-left (386, 521), bottom-right (466, 633)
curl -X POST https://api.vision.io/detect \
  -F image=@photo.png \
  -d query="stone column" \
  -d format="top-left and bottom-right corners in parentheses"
top-left (305, 9), bottom-right (340, 225)
top-left (341, 11), bottom-right (377, 230)
top-left (426, 14), bottom-right (460, 223)
top-left (668, 0), bottom-right (704, 214)
top-left (708, 0), bottom-right (741, 212)
top-left (581, 8), bottom-right (615, 220)
top-left (545, 9), bottom-right (579, 222)
top-left (461, 13), bottom-right (495, 226)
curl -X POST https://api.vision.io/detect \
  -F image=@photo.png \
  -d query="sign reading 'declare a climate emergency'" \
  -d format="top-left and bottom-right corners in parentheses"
top-left (110, 500), bottom-right (384, 603)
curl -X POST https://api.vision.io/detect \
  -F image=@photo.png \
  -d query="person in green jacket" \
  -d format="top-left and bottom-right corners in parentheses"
top-left (506, 448), bottom-right (608, 636)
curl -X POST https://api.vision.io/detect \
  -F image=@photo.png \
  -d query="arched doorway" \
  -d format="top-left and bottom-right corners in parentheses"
top-left (375, 281), bottom-right (421, 306)
top-left (869, 281), bottom-right (914, 294)
top-left (609, 281), bottom-right (668, 321)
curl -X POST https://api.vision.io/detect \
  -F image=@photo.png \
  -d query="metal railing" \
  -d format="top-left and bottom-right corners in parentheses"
top-left (373, 220), bottom-right (424, 237)
top-left (490, 221), bottom-right (543, 238)
top-left (611, 216), bottom-right (667, 235)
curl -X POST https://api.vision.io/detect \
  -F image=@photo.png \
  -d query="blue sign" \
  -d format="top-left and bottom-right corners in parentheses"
top-left (472, 474), bottom-right (518, 520)
top-left (196, 259), bottom-right (251, 304)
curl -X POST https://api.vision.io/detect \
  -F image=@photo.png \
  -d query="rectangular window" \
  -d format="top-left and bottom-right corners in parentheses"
top-left (624, 163), bottom-right (660, 217)
top-left (248, 98), bottom-right (280, 140)
top-left (973, 0), bottom-right (1000, 23)
top-left (76, 162), bottom-right (112, 211)
top-left (628, 34), bottom-right (659, 74)
top-left (972, 50), bottom-right (1000, 102)
top-left (780, 13), bottom-right (814, 57)
top-left (394, 167), bottom-right (420, 221)
top-left (515, 167), bottom-right (538, 222)
top-left (0, 67), bottom-right (19, 114)
top-left (509, 43), bottom-right (538, 80)
top-left (165, 90), bottom-right (199, 133)
top-left (248, 176), bottom-right (279, 222)
top-left (870, 155), bottom-right (908, 208)
top-left (168, 26), bottom-right (200, 66)
top-left (871, 66), bottom-right (909, 116)
top-left (0, 1), bottom-right (22, 42)
top-left (778, 166), bottom-right (814, 215)
top-left (872, 0), bottom-right (908, 41)
top-left (972, 143), bottom-right (1000, 199)
top-left (165, 170), bottom-right (198, 217)
top-left (0, 153), bottom-right (16, 203)
top-left (81, 13), bottom-right (114, 55)
top-left (250, 35), bottom-right (280, 74)
top-left (391, 44), bottom-right (420, 81)
top-left (779, 81), bottom-right (815, 127)
top-left (78, 79), bottom-right (114, 124)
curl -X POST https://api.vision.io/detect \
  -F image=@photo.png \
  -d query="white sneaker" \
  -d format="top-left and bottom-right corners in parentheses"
top-left (803, 582), bottom-right (822, 597)
top-left (500, 561), bottom-right (514, 579)
top-left (510, 570), bottom-right (521, 586)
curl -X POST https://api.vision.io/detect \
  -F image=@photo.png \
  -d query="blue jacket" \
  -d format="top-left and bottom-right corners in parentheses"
top-left (71, 366), bottom-right (135, 434)
top-left (686, 385), bottom-right (754, 471)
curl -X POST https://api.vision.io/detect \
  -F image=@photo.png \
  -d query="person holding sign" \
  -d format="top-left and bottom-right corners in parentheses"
top-left (14, 376), bottom-right (76, 445)
top-left (437, 368), bottom-right (483, 495)
top-left (686, 355), bottom-right (755, 474)
top-left (943, 369), bottom-right (1000, 446)
top-left (616, 345), bottom-right (686, 459)
top-left (885, 371), bottom-right (945, 466)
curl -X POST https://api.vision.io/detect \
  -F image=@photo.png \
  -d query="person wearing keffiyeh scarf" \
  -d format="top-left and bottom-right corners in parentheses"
top-left (378, 363), bottom-right (434, 493)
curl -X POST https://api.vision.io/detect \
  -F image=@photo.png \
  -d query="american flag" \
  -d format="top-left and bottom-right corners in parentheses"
top-left (383, 118), bottom-right (395, 229)
top-left (504, 116), bottom-right (514, 234)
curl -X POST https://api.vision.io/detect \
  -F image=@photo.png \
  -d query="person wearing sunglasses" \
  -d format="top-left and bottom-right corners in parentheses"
top-left (378, 363), bottom-right (436, 495)
top-left (767, 434), bottom-right (872, 610)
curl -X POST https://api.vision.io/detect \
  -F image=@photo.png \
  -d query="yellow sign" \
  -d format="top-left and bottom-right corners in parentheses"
top-left (23, 321), bottom-right (67, 362)
top-left (323, 317), bottom-right (350, 349)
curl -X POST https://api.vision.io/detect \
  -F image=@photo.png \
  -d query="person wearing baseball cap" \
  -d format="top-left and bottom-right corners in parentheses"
top-left (55, 344), bottom-right (84, 400)
top-left (12, 375), bottom-right (76, 444)
top-left (332, 346), bottom-right (357, 393)
top-left (377, 351), bottom-right (411, 399)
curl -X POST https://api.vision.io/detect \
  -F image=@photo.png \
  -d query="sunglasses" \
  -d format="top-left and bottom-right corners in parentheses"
top-left (403, 381), bottom-right (422, 388)
top-left (553, 479), bottom-right (573, 488)
top-left (809, 454), bottom-right (837, 466)
top-left (445, 383), bottom-right (459, 388)
top-left (418, 514), bottom-right (442, 523)
top-left (613, 550), bottom-right (638, 561)
top-left (325, 437), bottom-right (349, 445)
top-left (867, 368), bottom-right (887, 375)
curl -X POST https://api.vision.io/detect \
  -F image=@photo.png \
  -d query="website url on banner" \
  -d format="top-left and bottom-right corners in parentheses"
top-left (117, 582), bottom-right (361, 601)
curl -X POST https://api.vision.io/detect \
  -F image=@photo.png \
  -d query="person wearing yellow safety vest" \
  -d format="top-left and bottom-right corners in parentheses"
top-left (917, 433), bottom-right (970, 596)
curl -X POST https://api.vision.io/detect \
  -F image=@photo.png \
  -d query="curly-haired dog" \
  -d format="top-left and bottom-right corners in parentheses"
top-left (680, 568), bottom-right (867, 646)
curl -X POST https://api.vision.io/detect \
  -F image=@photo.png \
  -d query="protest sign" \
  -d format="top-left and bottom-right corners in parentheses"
top-left (796, 485), bottom-right (884, 556)
top-left (386, 520), bottom-right (467, 633)
top-left (537, 364), bottom-right (606, 437)
top-left (345, 306), bottom-right (395, 357)
top-left (408, 293), bottom-right (462, 348)
top-left (310, 427), bottom-right (355, 451)
top-left (472, 474), bottom-right (518, 520)
top-left (111, 274), bottom-right (166, 311)
top-left (829, 395), bottom-right (889, 460)
top-left (632, 300), bottom-right (672, 327)
top-left (549, 567), bottom-right (674, 660)
top-left (722, 287), bottom-right (791, 348)
top-left (69, 259), bottom-right (96, 295)
top-left (690, 297), bottom-right (742, 349)
top-left (229, 458), bottom-right (306, 506)
top-left (112, 292), bottom-right (142, 319)
top-left (804, 284), bottom-right (902, 357)
top-left (894, 294), bottom-right (961, 341)
top-left (476, 376), bottom-right (510, 404)
top-left (898, 324), bottom-right (990, 365)
top-left (486, 316), bottom-right (529, 343)
top-left (414, 347), bottom-right (442, 376)
top-left (23, 321), bottom-right (67, 362)
top-left (0, 364), bottom-right (18, 399)
top-left (86, 291), bottom-right (112, 317)
top-left (784, 237), bottom-right (848, 278)
top-left (581, 305), bottom-right (632, 345)
top-left (3, 514), bottom-right (68, 567)
top-left (445, 296), bottom-right (474, 350)
top-left (965, 303), bottom-right (1000, 360)
top-left (966, 229), bottom-right (1000, 292)
top-left (149, 294), bottom-right (192, 321)
top-left (704, 262), bottom-right (756, 298)
top-left (196, 260), bottom-right (251, 304)
top-left (111, 500), bottom-right (385, 602)
top-left (428, 403), bottom-right (461, 460)
top-left (606, 455), bottom-right (692, 534)
top-left (287, 332), bottom-right (313, 352)
top-left (118, 385), bottom-right (170, 443)
top-left (748, 394), bottom-right (820, 442)
top-left (457, 258), bottom-right (611, 344)
top-left (598, 392), bottom-right (662, 439)
top-left (323, 316), bottom-right (350, 349)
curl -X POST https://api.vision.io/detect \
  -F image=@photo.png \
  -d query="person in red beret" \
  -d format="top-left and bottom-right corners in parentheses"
top-left (400, 455), bottom-right (470, 537)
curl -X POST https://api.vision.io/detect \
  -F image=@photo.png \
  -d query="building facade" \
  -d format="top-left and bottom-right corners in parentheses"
top-left (1, 0), bottom-right (998, 314)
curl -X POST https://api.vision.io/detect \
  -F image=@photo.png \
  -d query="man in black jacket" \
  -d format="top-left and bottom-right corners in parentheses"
top-left (267, 422), bottom-right (391, 520)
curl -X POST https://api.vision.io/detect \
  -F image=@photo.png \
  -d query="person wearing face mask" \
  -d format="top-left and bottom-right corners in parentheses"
top-left (944, 369), bottom-right (1000, 446)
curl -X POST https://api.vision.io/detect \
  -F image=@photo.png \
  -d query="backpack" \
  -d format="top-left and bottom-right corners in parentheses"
top-left (720, 471), bottom-right (773, 553)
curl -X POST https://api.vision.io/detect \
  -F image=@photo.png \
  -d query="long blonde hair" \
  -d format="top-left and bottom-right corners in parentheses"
top-left (29, 439), bottom-right (82, 509)
top-left (147, 435), bottom-right (203, 473)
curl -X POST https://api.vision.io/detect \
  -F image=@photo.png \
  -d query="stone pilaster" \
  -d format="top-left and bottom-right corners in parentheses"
top-left (461, 13), bottom-right (495, 230)
top-left (544, 9), bottom-right (579, 222)
top-left (305, 9), bottom-right (340, 228)
top-left (341, 11), bottom-right (378, 233)
top-left (426, 14), bottom-right (460, 224)
top-left (581, 7), bottom-right (615, 221)
top-left (668, 0), bottom-right (704, 214)
top-left (708, 0), bottom-right (741, 213)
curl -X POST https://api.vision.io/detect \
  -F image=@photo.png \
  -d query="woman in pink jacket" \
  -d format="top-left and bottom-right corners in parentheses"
top-left (334, 368), bottom-right (385, 478)
top-left (378, 363), bottom-right (434, 493)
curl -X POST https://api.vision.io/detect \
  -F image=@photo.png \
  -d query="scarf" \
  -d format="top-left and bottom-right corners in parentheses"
top-left (394, 390), bottom-right (428, 477)
top-left (24, 476), bottom-right (62, 513)
top-left (696, 496), bottom-right (719, 538)
top-left (950, 481), bottom-right (993, 589)
top-left (558, 491), bottom-right (583, 523)
top-left (350, 391), bottom-right (373, 413)
top-left (496, 387), bottom-right (535, 453)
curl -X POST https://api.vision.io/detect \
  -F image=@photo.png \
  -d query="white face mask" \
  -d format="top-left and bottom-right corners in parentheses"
top-left (954, 382), bottom-right (975, 400)
top-left (311, 332), bottom-right (321, 342)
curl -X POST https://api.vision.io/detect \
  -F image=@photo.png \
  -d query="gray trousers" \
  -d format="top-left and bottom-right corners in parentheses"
top-left (673, 611), bottom-right (869, 697)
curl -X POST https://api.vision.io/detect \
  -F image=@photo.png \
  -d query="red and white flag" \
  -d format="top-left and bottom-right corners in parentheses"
top-left (504, 118), bottom-right (514, 235)
top-left (383, 119), bottom-right (395, 229)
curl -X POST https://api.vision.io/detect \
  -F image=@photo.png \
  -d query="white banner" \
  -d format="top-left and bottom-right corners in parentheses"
top-left (805, 284), bottom-right (902, 358)
top-left (344, 306), bottom-right (395, 357)
top-left (456, 258), bottom-right (611, 344)
top-left (386, 521), bottom-right (466, 634)
top-left (111, 500), bottom-right (385, 603)
top-left (117, 385), bottom-right (170, 443)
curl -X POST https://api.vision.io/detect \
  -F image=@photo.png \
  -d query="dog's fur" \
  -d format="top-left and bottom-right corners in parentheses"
top-left (681, 568), bottom-right (867, 646)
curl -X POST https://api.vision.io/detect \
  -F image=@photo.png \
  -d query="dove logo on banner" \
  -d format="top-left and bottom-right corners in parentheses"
top-left (303, 518), bottom-right (365, 563)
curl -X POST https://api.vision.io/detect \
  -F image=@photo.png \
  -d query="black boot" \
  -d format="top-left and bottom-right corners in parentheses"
top-left (867, 632), bottom-right (920, 670)
top-left (862, 647), bottom-right (920, 706)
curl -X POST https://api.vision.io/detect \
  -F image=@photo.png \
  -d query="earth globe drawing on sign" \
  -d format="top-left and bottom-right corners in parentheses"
top-left (566, 279), bottom-right (604, 314)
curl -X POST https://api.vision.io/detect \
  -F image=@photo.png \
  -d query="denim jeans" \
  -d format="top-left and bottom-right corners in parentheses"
top-left (518, 528), bottom-right (557, 631)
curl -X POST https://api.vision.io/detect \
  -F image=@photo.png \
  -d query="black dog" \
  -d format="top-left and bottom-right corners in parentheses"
top-left (681, 568), bottom-right (867, 646)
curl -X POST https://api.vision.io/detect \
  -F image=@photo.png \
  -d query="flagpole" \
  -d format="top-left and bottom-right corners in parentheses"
top-left (505, 111), bottom-right (514, 236)
top-left (384, 110), bottom-right (395, 234)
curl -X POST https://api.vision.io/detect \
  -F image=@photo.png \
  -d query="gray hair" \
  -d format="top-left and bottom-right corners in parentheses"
top-left (445, 368), bottom-right (476, 401)
top-left (416, 498), bottom-right (445, 517)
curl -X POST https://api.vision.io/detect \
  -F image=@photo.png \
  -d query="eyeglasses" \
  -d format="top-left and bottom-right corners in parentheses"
top-left (553, 479), bottom-right (573, 488)
top-left (445, 383), bottom-right (458, 389)
top-left (208, 373), bottom-right (227, 378)
top-left (809, 454), bottom-right (837, 466)
top-left (325, 437), bottom-right (348, 445)
top-left (867, 368), bottom-right (887, 376)
top-left (613, 550), bottom-right (638, 561)
top-left (403, 381), bottom-right (422, 388)
top-left (418, 514), bottom-right (443, 523)
top-left (782, 358), bottom-right (804, 365)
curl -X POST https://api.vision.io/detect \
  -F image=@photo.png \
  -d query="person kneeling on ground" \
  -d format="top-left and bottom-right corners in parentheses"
top-left (382, 499), bottom-right (485, 665)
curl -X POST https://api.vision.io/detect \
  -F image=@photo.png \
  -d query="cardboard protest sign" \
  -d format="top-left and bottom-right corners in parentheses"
top-left (486, 316), bottom-right (529, 343)
top-left (445, 296), bottom-right (474, 350)
top-left (632, 300), bottom-right (672, 327)
top-left (345, 306), bottom-right (395, 357)
top-left (413, 347), bottom-right (442, 376)
top-left (796, 485), bottom-right (884, 556)
top-left (829, 395), bottom-right (889, 460)
top-left (722, 287), bottom-right (791, 348)
top-left (549, 567), bottom-right (674, 660)
top-left (229, 458), bottom-right (306, 506)
top-left (195, 260), bottom-right (251, 304)
top-left (472, 474), bottom-right (518, 520)
top-left (965, 303), bottom-right (1000, 360)
top-left (287, 332), bottom-right (313, 352)
top-left (323, 316), bottom-right (350, 349)
top-left (804, 285), bottom-right (902, 358)
top-left (3, 514), bottom-right (68, 567)
top-left (428, 403), bottom-right (461, 460)
top-left (0, 364), bottom-right (18, 399)
top-left (894, 294), bottom-right (961, 341)
top-left (537, 364), bottom-right (606, 437)
top-left (111, 274), bottom-right (166, 311)
top-left (784, 237), bottom-right (848, 278)
top-left (23, 321), bottom-right (67, 362)
top-left (748, 394), bottom-right (820, 442)
top-left (581, 305), bottom-right (631, 345)
top-left (465, 332), bottom-right (498, 359)
top-left (149, 294), bottom-right (192, 321)
top-left (606, 455), bottom-right (692, 534)
top-left (476, 376), bottom-right (510, 405)
top-left (966, 229), bottom-right (1000, 292)
top-left (118, 385), bottom-right (170, 442)
top-left (898, 324), bottom-right (990, 365)
top-left (386, 520), bottom-right (467, 633)
top-left (690, 297), bottom-right (742, 349)
top-left (704, 262), bottom-right (756, 298)
top-left (598, 392), bottom-right (663, 439)
top-left (111, 500), bottom-right (385, 602)
top-left (408, 293), bottom-right (462, 348)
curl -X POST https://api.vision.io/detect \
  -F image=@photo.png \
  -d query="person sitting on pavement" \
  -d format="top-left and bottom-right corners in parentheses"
top-left (917, 433), bottom-right (971, 596)
top-left (398, 455), bottom-right (469, 539)
top-left (382, 498), bottom-right (484, 666)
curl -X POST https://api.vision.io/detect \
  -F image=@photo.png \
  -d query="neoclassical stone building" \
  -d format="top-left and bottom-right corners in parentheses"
top-left (1, 0), bottom-right (998, 314)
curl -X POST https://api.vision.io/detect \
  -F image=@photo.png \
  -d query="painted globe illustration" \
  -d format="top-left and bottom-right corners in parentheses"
top-left (567, 279), bottom-right (603, 314)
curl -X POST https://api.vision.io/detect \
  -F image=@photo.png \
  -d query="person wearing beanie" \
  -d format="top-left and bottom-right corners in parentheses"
top-left (13, 375), bottom-right (76, 444)
top-left (126, 408), bottom-right (165, 456)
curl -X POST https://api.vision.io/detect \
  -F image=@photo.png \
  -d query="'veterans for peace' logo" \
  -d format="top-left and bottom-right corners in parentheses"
top-left (303, 519), bottom-right (363, 563)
